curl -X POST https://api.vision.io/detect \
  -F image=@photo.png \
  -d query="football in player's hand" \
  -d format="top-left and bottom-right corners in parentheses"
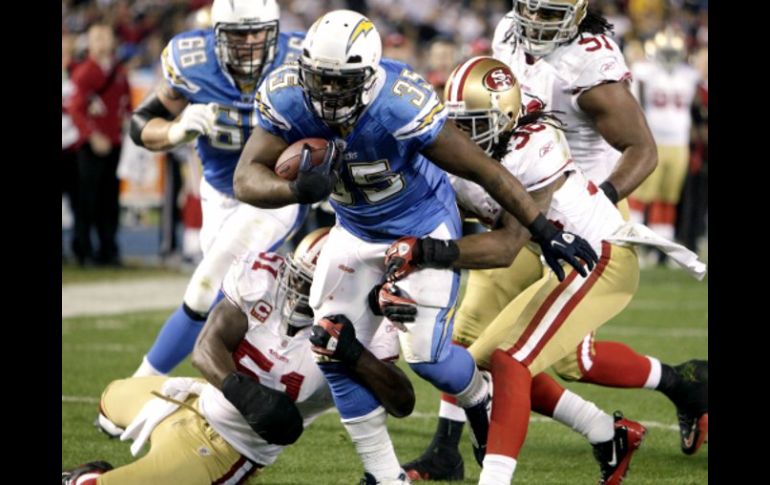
top-left (274, 138), bottom-right (330, 181)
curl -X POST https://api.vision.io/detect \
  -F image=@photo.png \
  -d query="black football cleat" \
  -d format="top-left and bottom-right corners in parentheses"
top-left (402, 444), bottom-right (464, 481)
top-left (592, 411), bottom-right (646, 485)
top-left (671, 360), bottom-right (708, 455)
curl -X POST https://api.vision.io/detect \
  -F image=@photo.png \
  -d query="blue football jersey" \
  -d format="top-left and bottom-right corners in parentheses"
top-left (161, 29), bottom-right (305, 196)
top-left (255, 58), bottom-right (461, 242)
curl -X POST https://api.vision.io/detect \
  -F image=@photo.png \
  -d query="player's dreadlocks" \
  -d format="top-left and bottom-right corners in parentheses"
top-left (578, 9), bottom-right (614, 36)
top-left (490, 111), bottom-right (568, 162)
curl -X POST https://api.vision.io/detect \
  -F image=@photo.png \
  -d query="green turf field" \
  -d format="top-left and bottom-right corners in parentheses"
top-left (62, 267), bottom-right (707, 484)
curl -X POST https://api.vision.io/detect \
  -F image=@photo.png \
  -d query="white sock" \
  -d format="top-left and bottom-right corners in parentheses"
top-left (439, 398), bottom-right (467, 422)
top-left (343, 407), bottom-right (402, 482)
top-left (629, 209), bottom-right (645, 225)
top-left (552, 390), bottom-right (613, 444)
top-left (479, 454), bottom-right (517, 485)
top-left (132, 355), bottom-right (166, 377)
top-left (454, 367), bottom-right (489, 408)
top-left (644, 356), bottom-right (662, 389)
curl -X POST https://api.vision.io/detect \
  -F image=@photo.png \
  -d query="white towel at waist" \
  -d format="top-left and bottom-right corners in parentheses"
top-left (605, 222), bottom-right (707, 281)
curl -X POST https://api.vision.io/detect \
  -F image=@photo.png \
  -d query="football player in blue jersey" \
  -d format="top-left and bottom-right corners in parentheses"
top-left (233, 10), bottom-right (598, 484)
top-left (127, 0), bottom-right (310, 378)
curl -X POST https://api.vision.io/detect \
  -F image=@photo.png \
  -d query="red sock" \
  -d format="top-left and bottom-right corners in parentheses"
top-left (628, 197), bottom-right (646, 213)
top-left (647, 200), bottom-right (677, 225)
top-left (488, 350), bottom-right (532, 459)
top-left (530, 373), bottom-right (565, 417)
top-left (74, 477), bottom-right (100, 485)
top-left (661, 202), bottom-right (677, 225)
top-left (580, 341), bottom-right (651, 388)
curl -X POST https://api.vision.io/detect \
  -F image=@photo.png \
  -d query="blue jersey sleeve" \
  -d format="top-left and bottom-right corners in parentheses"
top-left (255, 66), bottom-right (296, 140)
top-left (254, 64), bottom-right (314, 143)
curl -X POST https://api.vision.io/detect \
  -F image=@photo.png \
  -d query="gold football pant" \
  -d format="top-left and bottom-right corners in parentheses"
top-left (97, 376), bottom-right (261, 485)
top-left (633, 144), bottom-right (689, 204)
top-left (467, 243), bottom-right (639, 375)
top-left (453, 247), bottom-right (543, 347)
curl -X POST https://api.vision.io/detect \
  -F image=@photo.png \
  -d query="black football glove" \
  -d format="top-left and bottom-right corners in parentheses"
top-left (384, 236), bottom-right (459, 281)
top-left (309, 314), bottom-right (364, 365)
top-left (528, 214), bottom-right (599, 282)
top-left (289, 141), bottom-right (340, 204)
top-left (368, 281), bottom-right (418, 325)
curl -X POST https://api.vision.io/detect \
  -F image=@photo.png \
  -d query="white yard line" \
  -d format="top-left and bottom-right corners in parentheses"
top-left (62, 277), bottom-right (189, 318)
top-left (62, 395), bottom-right (99, 404)
top-left (598, 326), bottom-right (707, 338)
top-left (61, 395), bottom-right (679, 431)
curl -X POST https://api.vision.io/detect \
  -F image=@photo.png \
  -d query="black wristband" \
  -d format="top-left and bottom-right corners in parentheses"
top-left (421, 238), bottom-right (460, 268)
top-left (130, 92), bottom-right (175, 147)
top-left (527, 213), bottom-right (558, 242)
top-left (599, 181), bottom-right (619, 205)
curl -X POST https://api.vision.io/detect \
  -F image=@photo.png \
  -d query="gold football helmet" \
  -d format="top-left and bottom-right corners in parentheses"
top-left (276, 227), bottom-right (331, 328)
top-left (646, 27), bottom-right (686, 70)
top-left (444, 56), bottom-right (522, 154)
top-left (509, 0), bottom-right (588, 56)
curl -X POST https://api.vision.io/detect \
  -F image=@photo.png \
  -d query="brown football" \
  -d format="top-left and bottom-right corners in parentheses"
top-left (274, 138), bottom-right (330, 181)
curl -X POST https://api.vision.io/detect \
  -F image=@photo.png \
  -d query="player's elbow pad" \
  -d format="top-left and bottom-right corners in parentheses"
top-left (130, 93), bottom-right (175, 147)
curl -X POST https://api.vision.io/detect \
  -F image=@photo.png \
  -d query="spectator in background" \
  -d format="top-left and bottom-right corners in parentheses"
top-left (68, 24), bottom-right (131, 266)
top-left (383, 32), bottom-right (418, 67)
top-left (465, 36), bottom-right (492, 58)
top-left (629, 28), bottom-right (700, 262)
top-left (424, 36), bottom-right (459, 94)
top-left (677, 45), bottom-right (707, 256)
top-left (62, 33), bottom-right (81, 262)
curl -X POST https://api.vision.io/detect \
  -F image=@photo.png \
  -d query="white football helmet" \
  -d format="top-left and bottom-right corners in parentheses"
top-left (211, 0), bottom-right (280, 84)
top-left (509, 0), bottom-right (588, 57)
top-left (276, 227), bottom-right (331, 328)
top-left (298, 10), bottom-right (382, 125)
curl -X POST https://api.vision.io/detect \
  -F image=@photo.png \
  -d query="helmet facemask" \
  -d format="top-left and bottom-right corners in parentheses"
top-left (448, 104), bottom-right (513, 155)
top-left (510, 0), bottom-right (583, 57)
top-left (298, 59), bottom-right (377, 126)
top-left (215, 20), bottom-right (278, 86)
top-left (648, 30), bottom-right (686, 72)
top-left (275, 255), bottom-right (314, 330)
top-left (657, 47), bottom-right (684, 70)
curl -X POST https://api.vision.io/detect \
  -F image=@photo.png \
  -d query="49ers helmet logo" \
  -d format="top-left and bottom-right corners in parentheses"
top-left (483, 67), bottom-right (515, 92)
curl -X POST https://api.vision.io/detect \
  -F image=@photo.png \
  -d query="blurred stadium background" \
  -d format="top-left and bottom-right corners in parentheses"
top-left (62, 0), bottom-right (707, 268)
top-left (62, 0), bottom-right (708, 483)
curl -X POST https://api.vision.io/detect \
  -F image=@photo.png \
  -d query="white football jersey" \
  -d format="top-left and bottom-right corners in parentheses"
top-left (450, 123), bottom-right (625, 253)
top-left (198, 251), bottom-right (400, 466)
top-left (632, 61), bottom-right (700, 145)
top-left (492, 13), bottom-right (631, 183)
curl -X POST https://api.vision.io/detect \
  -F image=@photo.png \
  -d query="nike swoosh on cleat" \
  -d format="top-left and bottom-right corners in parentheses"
top-left (607, 442), bottom-right (618, 467)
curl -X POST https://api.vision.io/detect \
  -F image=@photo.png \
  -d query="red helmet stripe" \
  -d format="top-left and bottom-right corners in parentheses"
top-left (456, 57), bottom-right (487, 101)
